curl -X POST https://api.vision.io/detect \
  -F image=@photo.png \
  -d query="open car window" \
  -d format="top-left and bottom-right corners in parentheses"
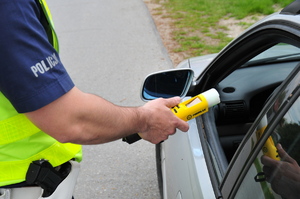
top-left (202, 41), bottom-right (300, 198)
top-left (234, 96), bottom-right (300, 199)
top-left (242, 43), bottom-right (300, 68)
top-left (208, 42), bottom-right (300, 174)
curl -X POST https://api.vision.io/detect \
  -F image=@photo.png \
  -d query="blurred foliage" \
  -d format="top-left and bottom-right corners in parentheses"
top-left (158, 0), bottom-right (292, 58)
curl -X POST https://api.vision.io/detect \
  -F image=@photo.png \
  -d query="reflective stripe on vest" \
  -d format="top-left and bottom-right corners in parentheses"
top-left (0, 0), bottom-right (82, 186)
top-left (39, 0), bottom-right (59, 51)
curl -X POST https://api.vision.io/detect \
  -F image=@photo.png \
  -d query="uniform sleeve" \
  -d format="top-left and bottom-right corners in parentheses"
top-left (0, 0), bottom-right (74, 113)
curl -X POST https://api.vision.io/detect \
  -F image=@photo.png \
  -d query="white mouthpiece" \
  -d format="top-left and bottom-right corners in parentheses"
top-left (202, 88), bottom-right (220, 107)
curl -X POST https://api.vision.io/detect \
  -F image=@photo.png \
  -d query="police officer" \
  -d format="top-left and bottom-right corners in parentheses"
top-left (0, 0), bottom-right (189, 198)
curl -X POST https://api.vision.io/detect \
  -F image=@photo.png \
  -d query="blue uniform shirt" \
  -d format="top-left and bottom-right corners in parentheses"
top-left (0, 0), bottom-right (74, 113)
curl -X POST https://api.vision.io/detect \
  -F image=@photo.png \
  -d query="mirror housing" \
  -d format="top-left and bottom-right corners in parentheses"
top-left (141, 68), bottom-right (194, 101)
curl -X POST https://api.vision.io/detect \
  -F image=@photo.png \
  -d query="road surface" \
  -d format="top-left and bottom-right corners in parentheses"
top-left (47, 0), bottom-right (173, 198)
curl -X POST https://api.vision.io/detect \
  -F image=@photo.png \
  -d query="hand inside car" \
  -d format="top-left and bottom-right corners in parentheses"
top-left (261, 144), bottom-right (300, 199)
top-left (138, 97), bottom-right (189, 144)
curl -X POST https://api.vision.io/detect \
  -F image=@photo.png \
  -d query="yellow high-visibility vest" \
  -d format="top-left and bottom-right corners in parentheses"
top-left (0, 0), bottom-right (82, 187)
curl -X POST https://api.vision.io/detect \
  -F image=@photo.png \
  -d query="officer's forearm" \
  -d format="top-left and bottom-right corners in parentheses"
top-left (25, 87), bottom-right (189, 144)
top-left (25, 87), bottom-right (146, 144)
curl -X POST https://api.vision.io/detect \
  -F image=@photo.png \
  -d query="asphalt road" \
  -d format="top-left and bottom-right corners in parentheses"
top-left (47, 0), bottom-right (173, 198)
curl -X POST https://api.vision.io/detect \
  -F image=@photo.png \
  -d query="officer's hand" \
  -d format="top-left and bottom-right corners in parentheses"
top-left (138, 97), bottom-right (189, 144)
top-left (261, 144), bottom-right (300, 199)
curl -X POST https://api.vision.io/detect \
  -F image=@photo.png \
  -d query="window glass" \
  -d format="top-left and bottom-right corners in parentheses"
top-left (212, 43), bottom-right (300, 190)
top-left (234, 96), bottom-right (300, 199)
top-left (242, 43), bottom-right (300, 68)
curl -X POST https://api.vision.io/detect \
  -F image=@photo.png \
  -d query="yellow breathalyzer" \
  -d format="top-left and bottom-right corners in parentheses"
top-left (123, 88), bottom-right (220, 144)
top-left (264, 137), bottom-right (280, 160)
top-left (256, 116), bottom-right (280, 160)
top-left (171, 88), bottom-right (220, 121)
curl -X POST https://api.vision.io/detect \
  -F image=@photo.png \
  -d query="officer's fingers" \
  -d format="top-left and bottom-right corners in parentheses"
top-left (175, 118), bottom-right (189, 132)
top-left (277, 144), bottom-right (298, 165)
top-left (162, 97), bottom-right (181, 108)
top-left (261, 155), bottom-right (279, 168)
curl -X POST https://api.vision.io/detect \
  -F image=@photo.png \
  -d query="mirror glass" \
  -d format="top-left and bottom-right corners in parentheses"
top-left (141, 69), bottom-right (194, 100)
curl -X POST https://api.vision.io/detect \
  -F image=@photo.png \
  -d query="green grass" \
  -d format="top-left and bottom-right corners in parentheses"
top-left (156, 0), bottom-right (292, 58)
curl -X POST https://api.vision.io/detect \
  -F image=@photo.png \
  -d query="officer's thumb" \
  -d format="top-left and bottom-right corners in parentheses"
top-left (164, 97), bottom-right (181, 108)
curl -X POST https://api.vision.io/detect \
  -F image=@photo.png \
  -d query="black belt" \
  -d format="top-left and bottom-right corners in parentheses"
top-left (26, 159), bottom-right (71, 197)
top-left (0, 160), bottom-right (71, 198)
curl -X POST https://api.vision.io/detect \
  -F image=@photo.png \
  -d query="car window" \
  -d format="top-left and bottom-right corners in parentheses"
top-left (243, 43), bottom-right (300, 67)
top-left (234, 96), bottom-right (300, 199)
top-left (214, 42), bottom-right (300, 171)
top-left (205, 43), bottom-right (300, 196)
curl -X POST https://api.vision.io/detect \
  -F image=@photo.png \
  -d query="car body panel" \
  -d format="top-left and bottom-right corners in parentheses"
top-left (177, 54), bottom-right (217, 79)
top-left (162, 108), bottom-right (215, 199)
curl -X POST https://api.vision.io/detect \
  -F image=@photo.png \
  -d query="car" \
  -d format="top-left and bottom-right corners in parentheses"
top-left (140, 1), bottom-right (300, 199)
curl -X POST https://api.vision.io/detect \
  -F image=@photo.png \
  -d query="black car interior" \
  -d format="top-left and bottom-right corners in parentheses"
top-left (192, 46), bottom-right (300, 187)
top-left (214, 60), bottom-right (298, 162)
top-left (186, 33), bottom-right (300, 181)
top-left (187, 26), bottom-right (300, 171)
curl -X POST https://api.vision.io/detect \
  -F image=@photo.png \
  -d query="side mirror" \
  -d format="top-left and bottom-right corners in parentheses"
top-left (141, 68), bottom-right (194, 101)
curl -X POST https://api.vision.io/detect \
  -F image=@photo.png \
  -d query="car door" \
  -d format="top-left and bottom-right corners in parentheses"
top-left (159, 3), bottom-right (300, 198)
top-left (192, 6), bottom-right (300, 199)
top-left (221, 66), bottom-right (300, 199)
